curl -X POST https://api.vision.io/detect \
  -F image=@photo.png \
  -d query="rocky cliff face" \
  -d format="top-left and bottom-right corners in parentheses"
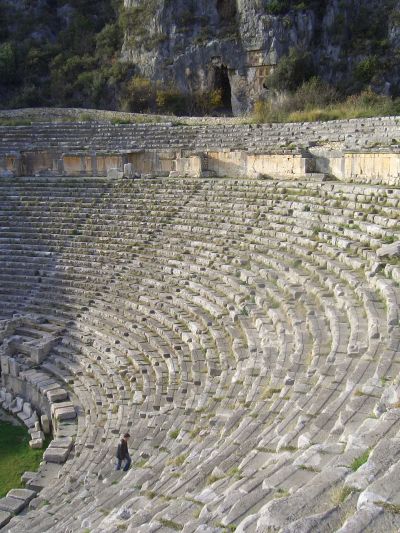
top-left (0, 0), bottom-right (399, 114)
top-left (121, 0), bottom-right (400, 114)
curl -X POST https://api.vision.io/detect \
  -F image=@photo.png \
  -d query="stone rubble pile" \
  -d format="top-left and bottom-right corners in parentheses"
top-left (0, 173), bottom-right (400, 532)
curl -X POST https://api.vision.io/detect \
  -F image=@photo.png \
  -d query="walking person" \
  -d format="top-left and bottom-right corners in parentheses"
top-left (116, 432), bottom-right (131, 471)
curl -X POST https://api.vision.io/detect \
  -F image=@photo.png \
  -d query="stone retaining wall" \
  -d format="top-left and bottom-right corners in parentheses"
top-left (1, 146), bottom-right (400, 183)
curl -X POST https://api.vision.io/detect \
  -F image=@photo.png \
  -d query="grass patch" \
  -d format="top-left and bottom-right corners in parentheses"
top-left (275, 488), bottom-right (289, 498)
top-left (207, 473), bottom-right (225, 485)
top-left (350, 449), bottom-right (370, 471)
top-left (0, 419), bottom-right (49, 498)
top-left (331, 485), bottom-right (355, 505)
top-left (261, 387), bottom-right (281, 400)
top-left (253, 85), bottom-right (400, 124)
top-left (377, 501), bottom-right (400, 514)
top-left (143, 490), bottom-right (157, 499)
top-left (227, 467), bottom-right (242, 479)
top-left (158, 518), bottom-right (183, 531)
top-left (0, 118), bottom-right (32, 126)
top-left (299, 465), bottom-right (320, 473)
top-left (169, 429), bottom-right (180, 439)
top-left (167, 454), bottom-right (187, 467)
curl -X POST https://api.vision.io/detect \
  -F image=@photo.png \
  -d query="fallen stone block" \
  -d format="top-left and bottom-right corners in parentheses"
top-left (41, 414), bottom-right (51, 434)
top-left (43, 447), bottom-right (70, 464)
top-left (29, 429), bottom-right (44, 440)
top-left (0, 496), bottom-right (27, 514)
top-left (29, 438), bottom-right (44, 449)
top-left (7, 488), bottom-right (36, 504)
top-left (25, 412), bottom-right (39, 429)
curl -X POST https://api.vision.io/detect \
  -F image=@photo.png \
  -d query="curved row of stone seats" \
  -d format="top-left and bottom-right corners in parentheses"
top-left (0, 116), bottom-right (399, 156)
top-left (1, 176), bottom-right (400, 532)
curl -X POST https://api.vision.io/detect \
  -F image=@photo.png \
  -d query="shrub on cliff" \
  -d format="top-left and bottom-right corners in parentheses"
top-left (265, 48), bottom-right (314, 92)
top-left (121, 77), bottom-right (156, 112)
top-left (0, 42), bottom-right (17, 85)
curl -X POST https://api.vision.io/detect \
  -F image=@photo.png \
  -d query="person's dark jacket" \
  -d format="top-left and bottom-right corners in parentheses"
top-left (117, 439), bottom-right (128, 460)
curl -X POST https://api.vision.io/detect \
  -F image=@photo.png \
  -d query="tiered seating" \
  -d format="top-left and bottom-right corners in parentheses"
top-left (1, 175), bottom-right (400, 532)
top-left (0, 116), bottom-right (399, 155)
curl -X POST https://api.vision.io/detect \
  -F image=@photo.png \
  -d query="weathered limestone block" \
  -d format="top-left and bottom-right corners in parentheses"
top-left (20, 472), bottom-right (36, 484)
top-left (24, 401), bottom-right (34, 418)
top-left (7, 489), bottom-right (36, 504)
top-left (41, 414), bottom-right (51, 434)
top-left (8, 357), bottom-right (19, 377)
top-left (47, 388), bottom-right (68, 402)
top-left (51, 402), bottom-right (76, 421)
top-left (0, 356), bottom-right (10, 374)
top-left (25, 412), bottom-right (39, 429)
top-left (51, 437), bottom-right (73, 449)
top-left (173, 155), bottom-right (203, 178)
top-left (0, 496), bottom-right (26, 514)
top-left (29, 438), bottom-right (44, 449)
top-left (0, 510), bottom-right (11, 528)
top-left (381, 385), bottom-right (400, 408)
top-left (43, 438), bottom-right (73, 464)
top-left (107, 168), bottom-right (124, 179)
top-left (30, 340), bottom-right (55, 364)
top-left (29, 429), bottom-right (44, 441)
top-left (123, 163), bottom-right (133, 178)
top-left (10, 396), bottom-right (24, 415)
top-left (376, 240), bottom-right (400, 259)
top-left (43, 447), bottom-right (70, 463)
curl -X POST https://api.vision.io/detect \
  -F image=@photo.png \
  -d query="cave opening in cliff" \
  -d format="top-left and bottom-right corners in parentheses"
top-left (214, 65), bottom-right (232, 113)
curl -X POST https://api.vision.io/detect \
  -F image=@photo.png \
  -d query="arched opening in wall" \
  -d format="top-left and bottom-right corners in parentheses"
top-left (213, 65), bottom-right (232, 113)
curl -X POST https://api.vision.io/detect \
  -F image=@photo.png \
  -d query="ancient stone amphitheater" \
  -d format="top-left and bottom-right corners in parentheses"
top-left (0, 114), bottom-right (400, 532)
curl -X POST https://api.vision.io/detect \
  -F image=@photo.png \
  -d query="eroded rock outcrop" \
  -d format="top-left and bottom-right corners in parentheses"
top-left (121, 0), bottom-right (400, 114)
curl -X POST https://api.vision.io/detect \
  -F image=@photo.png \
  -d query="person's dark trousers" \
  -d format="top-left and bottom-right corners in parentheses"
top-left (116, 453), bottom-right (131, 471)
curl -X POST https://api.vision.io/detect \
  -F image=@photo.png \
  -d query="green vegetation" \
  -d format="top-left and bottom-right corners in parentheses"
top-left (254, 83), bottom-right (400, 123)
top-left (120, 78), bottom-right (223, 115)
top-left (207, 473), bottom-right (225, 485)
top-left (377, 501), bottom-right (400, 514)
top-left (275, 487), bottom-right (290, 498)
top-left (0, 420), bottom-right (48, 498)
top-left (169, 429), bottom-right (180, 439)
top-left (265, 48), bottom-right (314, 92)
top-left (261, 387), bottom-right (282, 400)
top-left (0, 0), bottom-right (126, 109)
top-left (265, 0), bottom-right (320, 15)
top-left (167, 454), bottom-right (187, 467)
top-left (331, 485), bottom-right (355, 505)
top-left (158, 519), bottom-right (183, 531)
top-left (0, 0), bottom-right (398, 118)
top-left (350, 449), bottom-right (371, 471)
